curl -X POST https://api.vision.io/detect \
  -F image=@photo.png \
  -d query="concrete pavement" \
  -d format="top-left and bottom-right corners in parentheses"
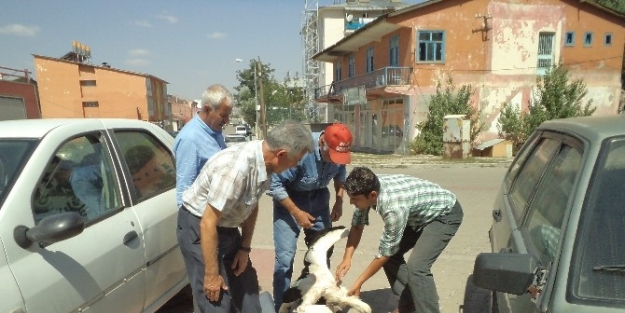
top-left (158, 161), bottom-right (509, 313)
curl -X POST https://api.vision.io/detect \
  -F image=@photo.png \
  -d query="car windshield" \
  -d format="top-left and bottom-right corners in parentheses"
top-left (0, 139), bottom-right (38, 209)
top-left (571, 136), bottom-right (625, 305)
top-left (226, 136), bottom-right (247, 143)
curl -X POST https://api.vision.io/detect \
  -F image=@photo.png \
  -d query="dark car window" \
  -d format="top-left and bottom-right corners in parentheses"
top-left (115, 131), bottom-right (175, 202)
top-left (524, 143), bottom-right (582, 265)
top-left (32, 133), bottom-right (122, 224)
top-left (0, 140), bottom-right (36, 209)
top-left (570, 137), bottom-right (625, 305)
top-left (509, 137), bottom-right (560, 221)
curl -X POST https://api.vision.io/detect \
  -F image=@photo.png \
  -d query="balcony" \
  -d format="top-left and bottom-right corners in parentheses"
top-left (315, 66), bottom-right (412, 101)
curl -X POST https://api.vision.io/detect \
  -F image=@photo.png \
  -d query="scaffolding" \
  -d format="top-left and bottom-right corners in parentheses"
top-left (301, 0), bottom-right (321, 122)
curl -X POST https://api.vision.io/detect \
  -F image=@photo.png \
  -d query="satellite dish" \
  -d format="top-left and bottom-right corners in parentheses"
top-left (346, 14), bottom-right (353, 22)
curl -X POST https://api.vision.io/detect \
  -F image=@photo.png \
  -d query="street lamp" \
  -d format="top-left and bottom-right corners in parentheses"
top-left (235, 58), bottom-right (262, 139)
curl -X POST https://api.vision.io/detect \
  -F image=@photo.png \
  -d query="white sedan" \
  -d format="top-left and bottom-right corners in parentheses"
top-left (0, 118), bottom-right (188, 313)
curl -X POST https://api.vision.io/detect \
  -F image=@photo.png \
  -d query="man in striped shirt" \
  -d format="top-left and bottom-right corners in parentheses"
top-left (177, 121), bottom-right (314, 313)
top-left (335, 167), bottom-right (464, 313)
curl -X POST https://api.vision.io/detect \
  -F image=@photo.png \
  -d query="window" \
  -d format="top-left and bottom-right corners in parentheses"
top-left (82, 101), bottom-right (99, 107)
top-left (417, 30), bottom-right (445, 62)
top-left (604, 33), bottom-right (612, 46)
top-left (564, 32), bottom-right (575, 46)
top-left (573, 137), bottom-right (625, 302)
top-left (525, 143), bottom-right (582, 265)
top-left (115, 131), bottom-right (175, 201)
top-left (389, 35), bottom-right (399, 66)
top-left (80, 80), bottom-right (97, 86)
top-left (584, 32), bottom-right (593, 46)
top-left (537, 32), bottom-right (555, 75)
top-left (348, 55), bottom-right (355, 78)
top-left (509, 137), bottom-right (559, 221)
top-left (33, 133), bottom-right (122, 223)
top-left (366, 47), bottom-right (374, 73)
top-left (335, 60), bottom-right (342, 82)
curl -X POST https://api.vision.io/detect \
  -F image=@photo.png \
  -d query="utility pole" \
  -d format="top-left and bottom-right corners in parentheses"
top-left (257, 59), bottom-right (267, 139)
top-left (253, 60), bottom-right (260, 139)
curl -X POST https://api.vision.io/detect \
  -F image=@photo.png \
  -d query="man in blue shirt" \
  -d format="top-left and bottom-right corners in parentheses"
top-left (174, 84), bottom-right (233, 209)
top-left (173, 84), bottom-right (233, 312)
top-left (269, 123), bottom-right (353, 312)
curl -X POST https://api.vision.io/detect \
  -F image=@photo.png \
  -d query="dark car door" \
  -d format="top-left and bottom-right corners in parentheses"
top-left (492, 132), bottom-right (583, 313)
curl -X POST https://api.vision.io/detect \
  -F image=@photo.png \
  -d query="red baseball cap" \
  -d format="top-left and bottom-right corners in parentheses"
top-left (324, 123), bottom-right (353, 164)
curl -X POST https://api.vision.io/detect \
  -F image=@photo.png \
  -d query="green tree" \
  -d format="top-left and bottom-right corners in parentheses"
top-left (411, 77), bottom-right (484, 155)
top-left (498, 64), bottom-right (596, 152)
top-left (234, 59), bottom-right (305, 127)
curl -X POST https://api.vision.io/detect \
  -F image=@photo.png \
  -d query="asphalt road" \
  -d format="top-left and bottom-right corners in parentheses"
top-left (157, 163), bottom-right (508, 313)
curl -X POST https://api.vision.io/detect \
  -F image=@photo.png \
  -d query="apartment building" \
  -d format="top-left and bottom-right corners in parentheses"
top-left (313, 0), bottom-right (624, 153)
top-left (309, 0), bottom-right (410, 120)
top-left (34, 54), bottom-right (171, 127)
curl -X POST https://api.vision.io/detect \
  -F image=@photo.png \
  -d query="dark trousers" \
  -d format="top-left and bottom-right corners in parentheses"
top-left (177, 207), bottom-right (261, 313)
top-left (383, 201), bottom-right (464, 313)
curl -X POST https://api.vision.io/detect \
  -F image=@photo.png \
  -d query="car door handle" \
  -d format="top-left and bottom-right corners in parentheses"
top-left (123, 231), bottom-right (139, 245)
top-left (492, 209), bottom-right (502, 222)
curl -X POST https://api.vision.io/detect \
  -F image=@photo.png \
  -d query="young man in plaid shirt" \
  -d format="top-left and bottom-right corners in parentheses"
top-left (335, 166), bottom-right (464, 313)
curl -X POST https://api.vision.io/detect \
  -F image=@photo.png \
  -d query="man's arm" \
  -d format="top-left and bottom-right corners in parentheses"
top-left (348, 255), bottom-right (389, 297)
top-left (232, 204), bottom-right (258, 275)
top-left (335, 224), bottom-right (364, 279)
top-left (174, 139), bottom-right (198, 204)
top-left (200, 203), bottom-right (227, 301)
top-left (330, 178), bottom-right (344, 222)
top-left (269, 168), bottom-right (315, 228)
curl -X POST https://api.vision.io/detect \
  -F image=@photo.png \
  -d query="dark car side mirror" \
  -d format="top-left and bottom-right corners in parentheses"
top-left (472, 252), bottom-right (539, 295)
top-left (14, 212), bottom-right (85, 249)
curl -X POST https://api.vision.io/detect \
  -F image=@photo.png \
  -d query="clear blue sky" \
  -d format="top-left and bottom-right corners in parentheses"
top-left (0, 1), bottom-right (420, 101)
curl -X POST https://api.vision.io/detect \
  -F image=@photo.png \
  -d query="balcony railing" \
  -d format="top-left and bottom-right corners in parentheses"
top-left (315, 66), bottom-right (412, 100)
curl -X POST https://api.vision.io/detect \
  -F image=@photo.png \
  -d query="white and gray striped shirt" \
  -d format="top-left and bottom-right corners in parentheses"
top-left (182, 140), bottom-right (271, 227)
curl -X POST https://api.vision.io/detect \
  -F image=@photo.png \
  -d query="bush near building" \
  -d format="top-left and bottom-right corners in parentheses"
top-left (498, 64), bottom-right (596, 153)
top-left (411, 77), bottom-right (484, 156)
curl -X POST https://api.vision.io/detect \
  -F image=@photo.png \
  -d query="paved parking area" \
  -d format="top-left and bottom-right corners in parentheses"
top-left (158, 163), bottom-right (508, 313)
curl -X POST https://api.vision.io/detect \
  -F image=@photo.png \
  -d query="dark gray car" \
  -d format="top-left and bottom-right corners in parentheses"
top-left (466, 115), bottom-right (625, 313)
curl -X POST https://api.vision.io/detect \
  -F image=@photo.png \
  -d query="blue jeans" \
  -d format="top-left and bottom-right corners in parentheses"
top-left (383, 201), bottom-right (463, 313)
top-left (177, 207), bottom-right (261, 313)
top-left (272, 188), bottom-right (332, 312)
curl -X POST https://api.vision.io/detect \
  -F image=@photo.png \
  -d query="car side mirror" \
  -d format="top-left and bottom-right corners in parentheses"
top-left (14, 212), bottom-right (85, 249)
top-left (472, 252), bottom-right (539, 295)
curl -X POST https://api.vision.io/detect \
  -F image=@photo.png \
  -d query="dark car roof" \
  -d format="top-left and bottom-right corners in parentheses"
top-left (539, 115), bottom-right (625, 143)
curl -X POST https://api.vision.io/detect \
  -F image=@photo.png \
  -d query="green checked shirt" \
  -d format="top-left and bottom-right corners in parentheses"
top-left (351, 174), bottom-right (457, 258)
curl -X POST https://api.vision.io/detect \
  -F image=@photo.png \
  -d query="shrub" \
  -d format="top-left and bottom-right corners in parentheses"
top-left (498, 64), bottom-right (596, 153)
top-left (411, 77), bottom-right (484, 155)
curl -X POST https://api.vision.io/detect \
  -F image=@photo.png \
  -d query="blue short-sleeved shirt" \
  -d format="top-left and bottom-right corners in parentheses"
top-left (268, 132), bottom-right (347, 201)
top-left (173, 114), bottom-right (226, 207)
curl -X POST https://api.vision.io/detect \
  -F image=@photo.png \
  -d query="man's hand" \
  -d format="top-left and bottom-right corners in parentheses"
top-left (347, 283), bottom-right (362, 297)
top-left (231, 250), bottom-right (250, 276)
top-left (335, 259), bottom-right (352, 281)
top-left (294, 210), bottom-right (316, 228)
top-left (204, 273), bottom-right (228, 302)
top-left (330, 202), bottom-right (343, 222)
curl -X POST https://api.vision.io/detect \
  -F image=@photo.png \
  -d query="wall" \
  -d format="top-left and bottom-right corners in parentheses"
top-left (0, 80), bottom-right (40, 119)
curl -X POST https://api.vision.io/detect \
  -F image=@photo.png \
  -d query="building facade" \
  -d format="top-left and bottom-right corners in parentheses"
top-left (308, 0), bottom-right (410, 121)
top-left (0, 66), bottom-right (40, 120)
top-left (33, 55), bottom-right (171, 128)
top-left (314, 0), bottom-right (624, 154)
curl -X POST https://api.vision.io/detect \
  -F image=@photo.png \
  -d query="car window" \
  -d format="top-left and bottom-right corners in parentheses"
top-left (0, 139), bottom-right (37, 209)
top-left (505, 134), bottom-right (540, 189)
top-left (115, 131), bottom-right (175, 202)
top-left (32, 133), bottom-right (122, 224)
top-left (525, 143), bottom-right (582, 265)
top-left (509, 137), bottom-right (560, 221)
top-left (226, 136), bottom-right (247, 143)
top-left (571, 137), bottom-right (625, 303)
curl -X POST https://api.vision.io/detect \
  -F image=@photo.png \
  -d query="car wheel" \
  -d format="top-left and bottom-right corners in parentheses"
top-left (462, 274), bottom-right (496, 313)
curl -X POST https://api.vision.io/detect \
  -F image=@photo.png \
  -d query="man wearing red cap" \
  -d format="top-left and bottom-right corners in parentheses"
top-left (268, 123), bottom-right (353, 312)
